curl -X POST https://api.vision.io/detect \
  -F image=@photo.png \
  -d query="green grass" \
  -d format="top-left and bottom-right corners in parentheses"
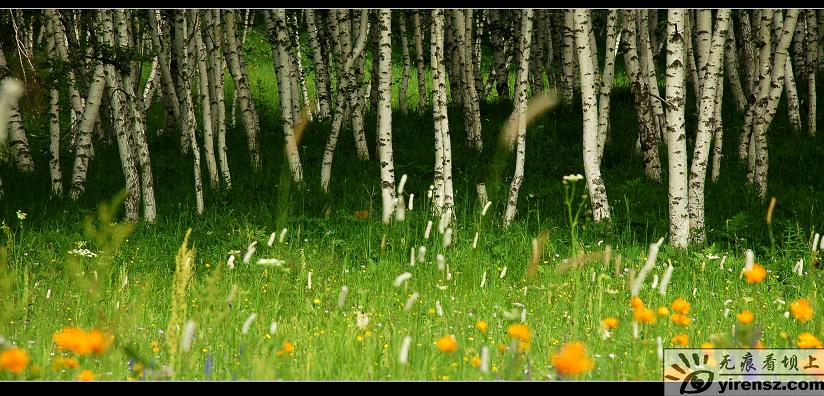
top-left (1, 26), bottom-right (823, 381)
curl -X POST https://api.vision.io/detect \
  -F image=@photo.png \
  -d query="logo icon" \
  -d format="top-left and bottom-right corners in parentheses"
top-left (665, 352), bottom-right (715, 394)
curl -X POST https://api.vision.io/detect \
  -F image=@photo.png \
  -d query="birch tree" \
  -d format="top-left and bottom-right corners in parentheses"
top-left (376, 9), bottom-right (396, 224)
top-left (431, 9), bottom-right (454, 216)
top-left (665, 9), bottom-right (689, 248)
top-left (503, 10), bottom-right (533, 227)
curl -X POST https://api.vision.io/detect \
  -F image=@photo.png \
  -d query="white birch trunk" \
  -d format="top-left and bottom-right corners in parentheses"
top-left (805, 11), bottom-right (818, 136)
top-left (270, 10), bottom-right (304, 186)
top-left (596, 10), bottom-right (619, 164)
top-left (560, 10), bottom-right (576, 105)
top-left (575, 9), bottom-right (611, 222)
top-left (666, 9), bottom-right (689, 248)
top-left (174, 10), bottom-right (204, 215)
top-left (224, 10), bottom-right (261, 172)
top-left (503, 10), bottom-right (533, 227)
top-left (687, 9), bottom-right (730, 243)
top-left (431, 9), bottom-right (451, 215)
top-left (412, 11), bottom-right (429, 111)
top-left (399, 12), bottom-right (412, 114)
top-left (194, 13), bottom-right (220, 191)
top-left (377, 9), bottom-right (396, 224)
top-left (306, 10), bottom-right (331, 118)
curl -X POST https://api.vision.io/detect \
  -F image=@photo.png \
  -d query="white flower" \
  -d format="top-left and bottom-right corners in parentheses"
top-left (356, 312), bottom-right (370, 329)
top-left (562, 174), bottom-right (584, 183)
top-left (68, 248), bottom-right (98, 258)
top-left (16, 210), bottom-right (27, 220)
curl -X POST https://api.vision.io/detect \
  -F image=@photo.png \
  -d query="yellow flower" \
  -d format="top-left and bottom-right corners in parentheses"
top-left (435, 335), bottom-right (458, 353)
top-left (601, 318), bottom-right (619, 329)
top-left (672, 334), bottom-right (689, 347)
top-left (550, 342), bottom-right (594, 377)
top-left (630, 296), bottom-right (644, 309)
top-left (700, 343), bottom-right (714, 350)
top-left (52, 357), bottom-right (79, 370)
top-left (76, 369), bottom-right (95, 381)
top-left (633, 307), bottom-right (655, 324)
top-left (0, 347), bottom-right (30, 374)
top-left (797, 333), bottom-right (823, 349)
top-left (736, 310), bottom-right (754, 325)
top-left (354, 210), bottom-right (369, 219)
top-left (313, 298), bottom-right (321, 305)
top-left (670, 313), bottom-right (691, 327)
top-left (754, 340), bottom-right (765, 349)
top-left (496, 343), bottom-right (508, 353)
top-left (671, 298), bottom-right (691, 315)
top-left (470, 356), bottom-right (481, 368)
top-left (743, 263), bottom-right (767, 284)
top-left (507, 323), bottom-right (530, 343)
top-left (791, 299), bottom-right (814, 322)
top-left (151, 340), bottom-right (160, 353)
top-left (657, 307), bottom-right (670, 316)
top-left (276, 340), bottom-right (295, 357)
top-left (475, 320), bottom-right (488, 334)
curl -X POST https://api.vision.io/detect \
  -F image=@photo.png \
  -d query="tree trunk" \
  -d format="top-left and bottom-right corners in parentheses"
top-left (688, 9), bottom-right (730, 243)
top-left (399, 12), bottom-right (412, 114)
top-left (412, 11), bottom-right (429, 111)
top-left (575, 9), bottom-right (611, 223)
top-left (306, 10), bottom-right (331, 119)
top-left (805, 11), bottom-right (818, 136)
top-left (560, 10), bottom-right (576, 105)
top-left (223, 10), bottom-right (261, 171)
top-left (597, 10), bottom-right (619, 164)
top-left (503, 10), bottom-right (533, 227)
top-left (666, 9), bottom-right (689, 248)
top-left (431, 9), bottom-right (454, 216)
top-left (377, 9), bottom-right (396, 225)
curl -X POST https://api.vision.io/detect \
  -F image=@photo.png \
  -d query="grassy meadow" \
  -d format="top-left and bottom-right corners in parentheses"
top-left (0, 26), bottom-right (823, 381)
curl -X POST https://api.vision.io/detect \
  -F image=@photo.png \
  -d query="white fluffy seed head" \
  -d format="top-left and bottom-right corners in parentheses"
top-left (436, 254), bottom-right (445, 271)
top-left (269, 321), bottom-right (278, 334)
top-left (408, 194), bottom-right (414, 211)
top-left (443, 228), bottom-right (452, 248)
top-left (404, 292), bottom-right (419, 311)
top-left (394, 196), bottom-right (406, 222)
top-left (481, 201), bottom-right (492, 217)
top-left (744, 249), bottom-right (754, 271)
top-left (241, 313), bottom-right (258, 334)
top-left (337, 286), bottom-right (349, 307)
top-left (394, 272), bottom-right (413, 287)
top-left (472, 232), bottom-right (479, 249)
top-left (267, 232), bottom-right (277, 247)
top-left (417, 246), bottom-right (427, 263)
top-left (279, 228), bottom-right (288, 243)
top-left (397, 174), bottom-right (408, 195)
top-left (181, 320), bottom-right (197, 352)
top-left (399, 335), bottom-right (412, 365)
top-left (424, 221), bottom-right (433, 240)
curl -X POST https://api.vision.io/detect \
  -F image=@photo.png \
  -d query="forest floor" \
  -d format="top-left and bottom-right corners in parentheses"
top-left (1, 30), bottom-right (824, 380)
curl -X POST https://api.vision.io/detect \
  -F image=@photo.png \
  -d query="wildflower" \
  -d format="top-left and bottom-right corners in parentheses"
top-left (507, 323), bottom-right (530, 343)
top-left (630, 296), bottom-right (644, 309)
top-left (52, 356), bottom-right (79, 370)
top-left (743, 263), bottom-right (767, 284)
top-left (355, 210), bottom-right (369, 219)
top-left (737, 310), bottom-right (754, 325)
top-left (496, 343), bottom-right (508, 353)
top-left (0, 347), bottom-right (29, 374)
top-left (672, 334), bottom-right (689, 347)
top-left (754, 340), bottom-right (765, 349)
top-left (151, 340), bottom-right (160, 353)
top-left (76, 369), bottom-right (95, 381)
top-left (470, 356), bottom-right (481, 368)
top-left (700, 343), bottom-right (714, 349)
top-left (356, 312), bottom-right (369, 330)
top-left (670, 313), bottom-right (692, 327)
top-left (16, 210), bottom-right (26, 220)
top-left (550, 342), bottom-right (594, 377)
top-left (633, 307), bottom-right (655, 324)
top-left (276, 340), bottom-right (295, 357)
top-left (657, 307), bottom-right (670, 316)
top-left (435, 335), bottom-right (458, 353)
top-left (791, 299), bottom-right (814, 322)
top-left (797, 333), bottom-right (823, 349)
top-left (671, 298), bottom-right (691, 315)
top-left (53, 327), bottom-right (92, 355)
top-left (475, 320), bottom-right (488, 334)
top-left (601, 318), bottom-right (619, 330)
top-left (87, 329), bottom-right (112, 354)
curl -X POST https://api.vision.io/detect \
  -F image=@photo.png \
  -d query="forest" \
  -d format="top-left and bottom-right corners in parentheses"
top-left (0, 9), bottom-right (822, 382)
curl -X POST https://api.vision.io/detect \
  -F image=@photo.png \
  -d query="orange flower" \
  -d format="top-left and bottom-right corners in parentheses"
top-left (0, 347), bottom-right (30, 374)
top-left (754, 340), bottom-right (765, 349)
top-left (52, 356), bottom-right (79, 370)
top-left (700, 342), bottom-right (714, 350)
top-left (744, 263), bottom-right (767, 284)
top-left (475, 320), bottom-right (488, 334)
top-left (633, 307), bottom-right (655, 324)
top-left (791, 299), bottom-right (814, 322)
top-left (671, 298), bottom-right (691, 315)
top-left (470, 356), bottom-right (481, 368)
top-left (672, 334), bottom-right (689, 347)
top-left (601, 318), bottom-right (619, 329)
top-left (630, 296), bottom-right (644, 309)
top-left (550, 342), bottom-right (594, 377)
top-left (670, 313), bottom-right (692, 327)
top-left (53, 327), bottom-right (92, 355)
top-left (737, 310), bottom-right (754, 325)
top-left (657, 307), bottom-right (670, 316)
top-left (354, 210), bottom-right (369, 219)
top-left (507, 323), bottom-right (530, 343)
top-left (76, 369), bottom-right (95, 381)
top-left (276, 340), bottom-right (295, 357)
top-left (797, 333), bottom-right (823, 349)
top-left (435, 335), bottom-right (458, 353)
top-left (87, 329), bottom-right (113, 354)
